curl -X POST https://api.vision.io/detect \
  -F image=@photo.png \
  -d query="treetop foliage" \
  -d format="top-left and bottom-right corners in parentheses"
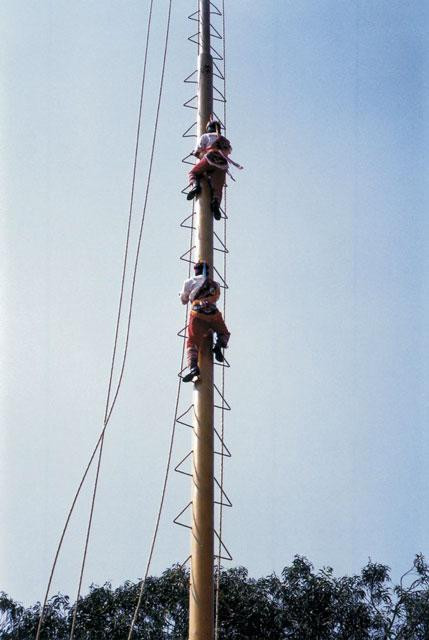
top-left (2, 555), bottom-right (429, 639)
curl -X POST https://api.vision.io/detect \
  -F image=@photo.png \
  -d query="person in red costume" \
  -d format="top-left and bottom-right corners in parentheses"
top-left (179, 260), bottom-right (230, 383)
top-left (186, 119), bottom-right (242, 220)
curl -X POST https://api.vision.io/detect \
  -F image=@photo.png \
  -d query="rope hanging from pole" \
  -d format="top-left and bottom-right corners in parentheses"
top-left (35, 0), bottom-right (172, 636)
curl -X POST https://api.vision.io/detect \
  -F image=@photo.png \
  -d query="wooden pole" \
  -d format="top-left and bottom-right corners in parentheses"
top-left (188, 1), bottom-right (214, 638)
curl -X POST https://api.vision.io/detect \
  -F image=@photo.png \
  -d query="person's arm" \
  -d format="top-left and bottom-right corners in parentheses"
top-left (192, 134), bottom-right (207, 158)
top-left (180, 280), bottom-right (190, 305)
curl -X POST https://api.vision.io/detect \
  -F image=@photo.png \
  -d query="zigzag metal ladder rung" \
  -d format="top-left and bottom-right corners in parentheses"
top-left (213, 86), bottom-right (226, 103)
top-left (214, 530), bottom-right (232, 562)
top-left (188, 32), bottom-right (200, 45)
top-left (175, 404), bottom-right (194, 428)
top-left (183, 95), bottom-right (198, 110)
top-left (210, 45), bottom-right (223, 61)
top-left (210, 1), bottom-right (222, 16)
top-left (213, 61), bottom-right (224, 80)
top-left (182, 120), bottom-right (197, 135)
top-left (180, 213), bottom-right (196, 230)
top-left (174, 456), bottom-right (232, 508)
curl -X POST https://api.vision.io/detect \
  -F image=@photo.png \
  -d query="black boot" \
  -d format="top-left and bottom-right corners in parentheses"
top-left (211, 198), bottom-right (221, 220)
top-left (183, 365), bottom-right (200, 383)
top-left (212, 342), bottom-right (224, 363)
top-left (186, 179), bottom-right (201, 201)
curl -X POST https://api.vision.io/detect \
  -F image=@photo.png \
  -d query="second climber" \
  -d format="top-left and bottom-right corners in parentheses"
top-left (179, 260), bottom-right (230, 383)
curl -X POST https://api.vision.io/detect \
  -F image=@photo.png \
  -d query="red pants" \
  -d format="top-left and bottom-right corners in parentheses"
top-left (188, 157), bottom-right (226, 203)
top-left (187, 310), bottom-right (230, 367)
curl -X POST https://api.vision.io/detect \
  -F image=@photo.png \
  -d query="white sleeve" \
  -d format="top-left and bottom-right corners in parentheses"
top-left (193, 134), bottom-right (207, 154)
top-left (180, 280), bottom-right (190, 304)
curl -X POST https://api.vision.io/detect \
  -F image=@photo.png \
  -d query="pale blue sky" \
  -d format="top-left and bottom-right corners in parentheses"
top-left (1, 0), bottom-right (428, 606)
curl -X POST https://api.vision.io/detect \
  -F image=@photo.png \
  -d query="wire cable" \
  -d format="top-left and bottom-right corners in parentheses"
top-left (69, 0), bottom-right (174, 634)
top-left (68, 3), bottom-right (158, 637)
top-left (35, 1), bottom-right (161, 637)
top-left (69, 437), bottom-right (105, 639)
top-left (104, 0), bottom-right (155, 426)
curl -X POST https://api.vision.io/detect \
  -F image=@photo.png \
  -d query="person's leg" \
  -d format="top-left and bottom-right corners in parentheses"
top-left (183, 314), bottom-right (206, 382)
top-left (186, 341), bottom-right (199, 369)
top-left (210, 169), bottom-right (226, 204)
top-left (210, 169), bottom-right (227, 219)
top-left (187, 157), bottom-right (211, 200)
top-left (210, 312), bottom-right (230, 362)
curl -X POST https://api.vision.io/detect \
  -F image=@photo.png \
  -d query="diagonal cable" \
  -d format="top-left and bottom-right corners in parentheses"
top-left (75, 0), bottom-right (174, 633)
top-left (34, 0), bottom-right (171, 636)
top-left (68, 1), bottom-right (157, 637)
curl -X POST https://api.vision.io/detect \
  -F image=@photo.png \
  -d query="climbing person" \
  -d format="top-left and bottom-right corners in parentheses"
top-left (179, 260), bottom-right (230, 383)
top-left (186, 119), bottom-right (242, 220)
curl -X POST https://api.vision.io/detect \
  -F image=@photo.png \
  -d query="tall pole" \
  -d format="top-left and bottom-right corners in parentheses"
top-left (188, 1), bottom-right (214, 639)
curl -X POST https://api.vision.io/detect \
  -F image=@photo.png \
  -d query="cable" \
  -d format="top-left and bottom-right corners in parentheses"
top-left (70, 0), bottom-right (173, 630)
top-left (69, 437), bottom-right (105, 639)
top-left (102, 0), bottom-right (173, 433)
top-left (35, 2), bottom-right (159, 637)
top-left (35, 432), bottom-right (104, 640)
top-left (68, 3), bottom-right (158, 637)
top-left (104, 0), bottom-right (155, 427)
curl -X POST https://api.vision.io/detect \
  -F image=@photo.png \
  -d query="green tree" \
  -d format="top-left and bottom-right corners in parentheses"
top-left (2, 557), bottom-right (429, 639)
